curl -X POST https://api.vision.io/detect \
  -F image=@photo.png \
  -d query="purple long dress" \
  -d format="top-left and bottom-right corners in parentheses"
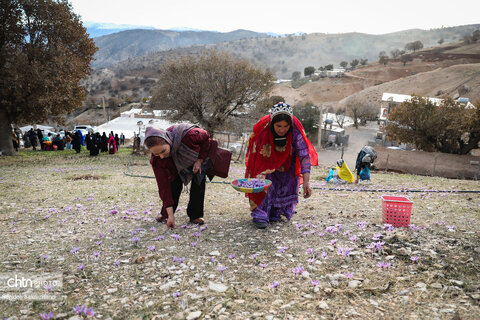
top-left (251, 126), bottom-right (311, 224)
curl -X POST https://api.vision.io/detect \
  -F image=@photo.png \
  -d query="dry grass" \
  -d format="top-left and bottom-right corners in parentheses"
top-left (0, 149), bottom-right (479, 319)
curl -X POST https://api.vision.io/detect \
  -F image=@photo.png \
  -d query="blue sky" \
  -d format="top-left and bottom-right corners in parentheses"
top-left (70, 0), bottom-right (480, 35)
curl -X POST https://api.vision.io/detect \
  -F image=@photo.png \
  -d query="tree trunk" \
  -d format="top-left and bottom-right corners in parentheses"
top-left (0, 109), bottom-right (15, 156)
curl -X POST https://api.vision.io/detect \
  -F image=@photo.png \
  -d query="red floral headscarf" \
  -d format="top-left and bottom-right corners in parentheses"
top-left (245, 114), bottom-right (318, 208)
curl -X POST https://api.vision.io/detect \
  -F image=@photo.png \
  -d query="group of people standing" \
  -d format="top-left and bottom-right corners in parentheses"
top-left (144, 102), bottom-right (318, 230)
top-left (85, 132), bottom-right (123, 156)
top-left (18, 128), bottom-right (125, 155)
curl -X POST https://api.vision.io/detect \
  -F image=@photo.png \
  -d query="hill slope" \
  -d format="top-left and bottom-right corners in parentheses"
top-left (92, 29), bottom-right (268, 68)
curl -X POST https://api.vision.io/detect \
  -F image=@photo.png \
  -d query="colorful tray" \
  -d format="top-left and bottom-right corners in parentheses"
top-left (231, 179), bottom-right (272, 194)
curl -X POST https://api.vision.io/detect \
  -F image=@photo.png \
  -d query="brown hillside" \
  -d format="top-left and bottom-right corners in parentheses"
top-left (335, 63), bottom-right (480, 108)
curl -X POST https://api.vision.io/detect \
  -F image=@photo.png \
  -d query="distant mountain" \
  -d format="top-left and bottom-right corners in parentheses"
top-left (84, 22), bottom-right (157, 38)
top-left (92, 29), bottom-right (269, 68)
top-left (109, 24), bottom-right (480, 79)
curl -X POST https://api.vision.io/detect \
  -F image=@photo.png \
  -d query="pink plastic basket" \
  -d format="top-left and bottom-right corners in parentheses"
top-left (381, 195), bottom-right (413, 227)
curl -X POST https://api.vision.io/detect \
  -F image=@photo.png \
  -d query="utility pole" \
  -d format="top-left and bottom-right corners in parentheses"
top-left (317, 105), bottom-right (323, 149)
top-left (102, 97), bottom-right (107, 121)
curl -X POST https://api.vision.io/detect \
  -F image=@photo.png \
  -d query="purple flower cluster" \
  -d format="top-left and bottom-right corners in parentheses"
top-left (73, 304), bottom-right (96, 317)
top-left (40, 311), bottom-right (54, 319)
top-left (237, 179), bottom-right (266, 188)
top-left (291, 266), bottom-right (305, 275)
top-left (377, 261), bottom-right (391, 269)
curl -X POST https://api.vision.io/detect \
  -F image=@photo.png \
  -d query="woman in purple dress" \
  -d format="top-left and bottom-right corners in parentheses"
top-left (245, 103), bottom-right (318, 229)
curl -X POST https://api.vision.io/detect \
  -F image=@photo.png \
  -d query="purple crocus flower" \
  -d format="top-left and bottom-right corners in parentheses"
top-left (410, 256), bottom-right (420, 263)
top-left (250, 254), bottom-right (258, 260)
top-left (70, 247), bottom-right (81, 254)
top-left (269, 281), bottom-right (279, 289)
top-left (321, 252), bottom-right (327, 259)
top-left (377, 261), bottom-right (391, 269)
top-left (93, 252), bottom-right (100, 258)
top-left (109, 209), bottom-right (119, 215)
top-left (229, 254), bottom-right (235, 259)
top-left (218, 265), bottom-right (226, 272)
top-left (131, 236), bottom-right (139, 244)
top-left (193, 232), bottom-right (201, 237)
top-left (148, 245), bottom-right (156, 251)
top-left (277, 246), bottom-right (289, 253)
top-left (173, 291), bottom-right (181, 297)
top-left (191, 242), bottom-right (198, 247)
top-left (150, 227), bottom-right (156, 232)
top-left (41, 254), bottom-right (49, 260)
top-left (344, 272), bottom-right (354, 279)
top-left (40, 311), bottom-right (54, 320)
top-left (338, 247), bottom-right (352, 257)
top-left (155, 235), bottom-right (165, 241)
top-left (73, 305), bottom-right (86, 314)
top-left (259, 263), bottom-right (268, 269)
top-left (84, 307), bottom-right (96, 317)
top-left (372, 233), bottom-right (382, 241)
top-left (114, 261), bottom-right (119, 267)
top-left (291, 266), bottom-right (305, 275)
top-left (349, 235), bottom-right (358, 242)
top-left (95, 240), bottom-right (103, 246)
top-left (77, 264), bottom-right (84, 271)
top-left (307, 258), bottom-right (315, 264)
top-left (311, 280), bottom-right (320, 287)
top-left (171, 234), bottom-right (180, 241)
top-left (330, 239), bottom-right (338, 246)
top-left (306, 248), bottom-right (314, 255)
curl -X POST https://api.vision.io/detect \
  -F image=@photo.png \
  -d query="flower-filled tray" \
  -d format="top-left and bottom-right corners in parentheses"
top-left (231, 179), bottom-right (272, 193)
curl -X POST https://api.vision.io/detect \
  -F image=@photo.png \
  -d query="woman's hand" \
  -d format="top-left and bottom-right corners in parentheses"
top-left (302, 173), bottom-right (311, 199)
top-left (256, 174), bottom-right (265, 180)
top-left (193, 159), bottom-right (203, 174)
top-left (303, 182), bottom-right (312, 198)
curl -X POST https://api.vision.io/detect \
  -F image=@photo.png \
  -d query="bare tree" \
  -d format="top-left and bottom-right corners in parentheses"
top-left (151, 50), bottom-right (274, 135)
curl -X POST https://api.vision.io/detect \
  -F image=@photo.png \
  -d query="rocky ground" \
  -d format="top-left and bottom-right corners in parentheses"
top-left (0, 149), bottom-right (479, 320)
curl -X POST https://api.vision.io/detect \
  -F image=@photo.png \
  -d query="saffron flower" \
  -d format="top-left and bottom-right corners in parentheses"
top-left (148, 245), bottom-right (156, 251)
top-left (291, 266), bottom-right (305, 275)
top-left (109, 209), bottom-right (119, 215)
top-left (277, 246), bottom-right (289, 253)
top-left (191, 242), bottom-right (198, 247)
top-left (349, 235), bottom-right (358, 242)
top-left (330, 239), bottom-right (338, 246)
top-left (40, 312), bottom-right (54, 320)
top-left (131, 236), bottom-right (139, 244)
top-left (93, 252), bottom-right (100, 258)
top-left (372, 233), bottom-right (382, 241)
top-left (73, 305), bottom-right (86, 314)
top-left (338, 247), bottom-right (352, 257)
top-left (70, 247), bottom-right (81, 254)
top-left (193, 232), bottom-right (201, 237)
top-left (173, 291), bottom-right (181, 297)
top-left (77, 264), bottom-right (84, 271)
top-left (250, 254), bottom-right (258, 260)
top-left (173, 256), bottom-right (185, 264)
top-left (95, 240), bottom-right (103, 246)
top-left (154, 235), bottom-right (165, 241)
top-left (229, 254), bottom-right (235, 259)
top-left (218, 265), bottom-right (226, 272)
top-left (307, 258), bottom-right (315, 264)
top-left (377, 261), bottom-right (391, 269)
top-left (311, 280), bottom-right (320, 287)
top-left (410, 256), bottom-right (420, 263)
top-left (114, 261), bottom-right (119, 267)
top-left (344, 272), bottom-right (354, 279)
top-left (382, 224), bottom-right (394, 231)
top-left (171, 234), bottom-right (180, 241)
top-left (306, 248), bottom-right (314, 255)
top-left (269, 281), bottom-right (279, 289)
top-left (259, 263), bottom-right (268, 269)
top-left (321, 252), bottom-right (328, 259)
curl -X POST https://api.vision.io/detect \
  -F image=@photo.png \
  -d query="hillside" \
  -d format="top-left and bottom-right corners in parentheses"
top-left (92, 29), bottom-right (268, 69)
top-left (106, 24), bottom-right (480, 79)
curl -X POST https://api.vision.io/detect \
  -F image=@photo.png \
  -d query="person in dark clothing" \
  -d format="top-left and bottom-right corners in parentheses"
top-left (101, 132), bottom-right (108, 152)
top-left (114, 133), bottom-right (120, 151)
top-left (355, 146), bottom-right (377, 184)
top-left (72, 131), bottom-right (81, 153)
top-left (37, 129), bottom-right (44, 150)
top-left (120, 133), bottom-right (125, 145)
top-left (11, 130), bottom-right (19, 152)
top-left (144, 125), bottom-right (212, 229)
top-left (85, 133), bottom-right (91, 151)
top-left (53, 134), bottom-right (65, 151)
top-left (89, 133), bottom-right (100, 156)
top-left (28, 129), bottom-right (38, 150)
